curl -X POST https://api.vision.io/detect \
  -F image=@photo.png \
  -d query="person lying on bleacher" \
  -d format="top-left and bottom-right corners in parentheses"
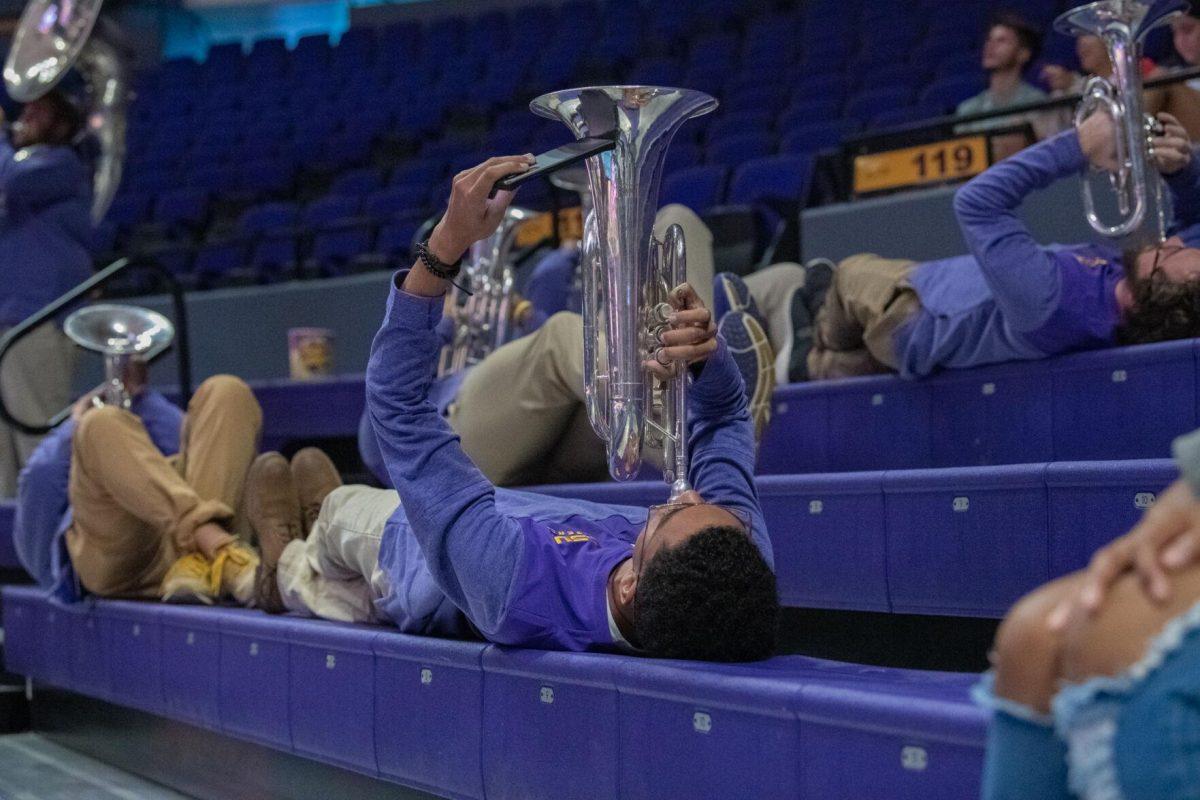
top-left (354, 203), bottom-right (778, 488)
top-left (804, 110), bottom-right (1200, 381)
top-left (13, 363), bottom-right (262, 605)
top-left (249, 156), bottom-right (780, 661)
top-left (977, 427), bottom-right (1200, 799)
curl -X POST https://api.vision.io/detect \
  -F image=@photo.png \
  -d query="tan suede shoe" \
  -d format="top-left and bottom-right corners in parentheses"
top-left (245, 452), bottom-right (301, 613)
top-left (290, 447), bottom-right (343, 539)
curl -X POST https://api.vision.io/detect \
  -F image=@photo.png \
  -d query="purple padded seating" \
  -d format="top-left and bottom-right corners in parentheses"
top-left (3, 586), bottom-right (987, 800)
top-left (537, 459), bottom-right (1177, 617)
top-left (758, 338), bottom-right (1199, 474)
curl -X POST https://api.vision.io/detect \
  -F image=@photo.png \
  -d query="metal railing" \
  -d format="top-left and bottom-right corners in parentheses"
top-left (0, 258), bottom-right (193, 436)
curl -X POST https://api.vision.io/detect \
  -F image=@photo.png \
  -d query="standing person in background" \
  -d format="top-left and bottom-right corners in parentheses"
top-left (1143, 0), bottom-right (1200, 139)
top-left (0, 89), bottom-right (94, 498)
top-left (956, 12), bottom-right (1051, 160)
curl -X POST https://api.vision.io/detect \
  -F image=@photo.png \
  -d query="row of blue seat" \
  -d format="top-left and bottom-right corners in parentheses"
top-left (761, 338), bottom-right (1199, 473)
top-left (2, 587), bottom-right (985, 799)
top-left (0, 456), bottom-right (1173, 618)
top-left (538, 459), bottom-right (1176, 617)
top-left (221, 338), bottom-right (1199, 476)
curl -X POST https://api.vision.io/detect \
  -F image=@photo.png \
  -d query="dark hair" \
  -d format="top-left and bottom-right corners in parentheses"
top-left (989, 10), bottom-right (1043, 63)
top-left (38, 89), bottom-right (85, 145)
top-left (1116, 267), bottom-right (1200, 345)
top-left (634, 525), bottom-right (779, 662)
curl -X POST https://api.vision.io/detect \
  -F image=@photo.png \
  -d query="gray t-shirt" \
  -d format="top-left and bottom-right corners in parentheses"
top-left (955, 82), bottom-right (1049, 134)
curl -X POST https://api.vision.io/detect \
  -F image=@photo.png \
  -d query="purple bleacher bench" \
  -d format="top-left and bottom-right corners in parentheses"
top-left (536, 459), bottom-right (1178, 618)
top-left (759, 338), bottom-right (1199, 474)
top-left (2, 587), bottom-right (987, 800)
top-left (206, 340), bottom-right (1200, 475)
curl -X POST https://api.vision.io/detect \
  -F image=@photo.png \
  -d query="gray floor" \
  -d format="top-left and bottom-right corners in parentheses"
top-left (0, 733), bottom-right (194, 800)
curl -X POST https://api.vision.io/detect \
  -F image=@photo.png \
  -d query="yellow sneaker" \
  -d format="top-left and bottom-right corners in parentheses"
top-left (161, 553), bottom-right (216, 605)
top-left (211, 543), bottom-right (260, 606)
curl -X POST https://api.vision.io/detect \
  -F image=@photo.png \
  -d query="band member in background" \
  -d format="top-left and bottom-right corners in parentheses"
top-left (804, 112), bottom-right (1200, 381)
top-left (0, 89), bottom-right (94, 497)
top-left (251, 156), bottom-right (779, 662)
top-left (14, 362), bottom-right (263, 605)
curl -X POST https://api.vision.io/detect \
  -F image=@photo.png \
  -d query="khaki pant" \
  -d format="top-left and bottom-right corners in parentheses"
top-left (278, 484), bottom-right (395, 624)
top-left (66, 376), bottom-right (262, 598)
top-left (0, 325), bottom-right (76, 498)
top-left (808, 254), bottom-right (921, 380)
top-left (448, 204), bottom-right (717, 486)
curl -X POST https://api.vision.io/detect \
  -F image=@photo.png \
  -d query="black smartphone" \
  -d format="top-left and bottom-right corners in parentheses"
top-left (490, 136), bottom-right (616, 197)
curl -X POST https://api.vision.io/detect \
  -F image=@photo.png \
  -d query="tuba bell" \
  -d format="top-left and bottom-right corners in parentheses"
top-left (64, 304), bottom-right (174, 410)
top-left (4, 0), bottom-right (130, 222)
top-left (1055, 0), bottom-right (1188, 246)
top-left (531, 86), bottom-right (717, 500)
top-left (438, 205), bottom-right (536, 378)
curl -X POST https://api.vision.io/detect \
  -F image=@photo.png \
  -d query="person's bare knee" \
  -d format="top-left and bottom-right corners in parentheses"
top-left (993, 575), bottom-right (1082, 713)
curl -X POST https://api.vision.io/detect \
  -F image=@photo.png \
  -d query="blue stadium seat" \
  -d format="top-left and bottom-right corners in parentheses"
top-left (844, 87), bottom-right (915, 125)
top-left (303, 195), bottom-right (361, 227)
top-left (364, 186), bottom-right (427, 219)
top-left (152, 188), bottom-right (210, 233)
top-left (662, 142), bottom-right (702, 175)
top-left (705, 112), bottom-right (774, 144)
top-left (919, 75), bottom-right (990, 113)
top-left (660, 165), bottom-right (728, 214)
top-left (389, 161), bottom-right (445, 188)
top-left (251, 233), bottom-right (300, 282)
top-left (706, 132), bottom-right (774, 167)
top-left (780, 120), bottom-right (857, 154)
top-left (194, 240), bottom-right (251, 287)
top-left (778, 102), bottom-right (843, 133)
top-left (871, 105), bottom-right (944, 129)
top-left (727, 154), bottom-right (815, 207)
top-left (330, 168), bottom-right (384, 198)
top-left (238, 202), bottom-right (299, 236)
top-left (307, 220), bottom-right (377, 277)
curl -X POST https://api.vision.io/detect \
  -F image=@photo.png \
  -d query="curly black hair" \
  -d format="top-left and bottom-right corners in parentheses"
top-left (1116, 268), bottom-right (1200, 345)
top-left (634, 525), bottom-right (779, 662)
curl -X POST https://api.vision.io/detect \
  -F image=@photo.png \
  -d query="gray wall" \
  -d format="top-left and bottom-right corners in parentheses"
top-left (76, 271), bottom-right (394, 391)
top-left (801, 175), bottom-right (1112, 263)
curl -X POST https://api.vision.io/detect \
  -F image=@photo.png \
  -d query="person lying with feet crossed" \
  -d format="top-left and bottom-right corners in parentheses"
top-left (249, 155), bottom-right (779, 661)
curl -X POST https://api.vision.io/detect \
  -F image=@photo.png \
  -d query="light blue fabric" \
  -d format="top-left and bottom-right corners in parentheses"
top-left (0, 141), bottom-right (93, 326)
top-left (1053, 598), bottom-right (1200, 800)
top-left (14, 391), bottom-right (183, 600)
top-left (365, 270), bottom-right (769, 651)
top-left (980, 708), bottom-right (1071, 800)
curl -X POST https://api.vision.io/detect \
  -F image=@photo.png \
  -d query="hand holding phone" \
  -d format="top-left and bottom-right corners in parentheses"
top-left (490, 136), bottom-right (616, 197)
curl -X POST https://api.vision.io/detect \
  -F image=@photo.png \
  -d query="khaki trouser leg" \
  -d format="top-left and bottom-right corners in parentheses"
top-left (807, 254), bottom-right (921, 380)
top-left (0, 326), bottom-right (76, 498)
top-left (175, 375), bottom-right (263, 541)
top-left (277, 484), bottom-right (395, 623)
top-left (654, 204), bottom-right (715, 311)
top-left (450, 311), bottom-right (606, 486)
top-left (66, 376), bottom-right (261, 598)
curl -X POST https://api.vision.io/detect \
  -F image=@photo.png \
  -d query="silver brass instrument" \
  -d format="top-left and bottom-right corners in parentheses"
top-left (64, 304), bottom-right (174, 409)
top-left (5, 0), bottom-right (130, 221)
top-left (1055, 0), bottom-right (1187, 246)
top-left (438, 206), bottom-right (535, 378)
top-left (532, 86), bottom-right (717, 500)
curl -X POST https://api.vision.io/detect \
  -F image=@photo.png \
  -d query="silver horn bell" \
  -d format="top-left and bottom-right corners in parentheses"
top-left (64, 304), bottom-right (174, 410)
top-left (531, 86), bottom-right (717, 498)
top-left (1055, 0), bottom-right (1188, 246)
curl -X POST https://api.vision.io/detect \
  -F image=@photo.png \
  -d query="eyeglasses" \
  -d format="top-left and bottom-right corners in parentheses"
top-left (629, 501), bottom-right (752, 634)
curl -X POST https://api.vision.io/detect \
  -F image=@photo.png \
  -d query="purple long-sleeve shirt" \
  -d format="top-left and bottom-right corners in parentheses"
top-left (0, 140), bottom-right (93, 326)
top-left (366, 271), bottom-right (770, 651)
top-left (897, 131), bottom-right (1200, 378)
top-left (14, 392), bottom-right (182, 598)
